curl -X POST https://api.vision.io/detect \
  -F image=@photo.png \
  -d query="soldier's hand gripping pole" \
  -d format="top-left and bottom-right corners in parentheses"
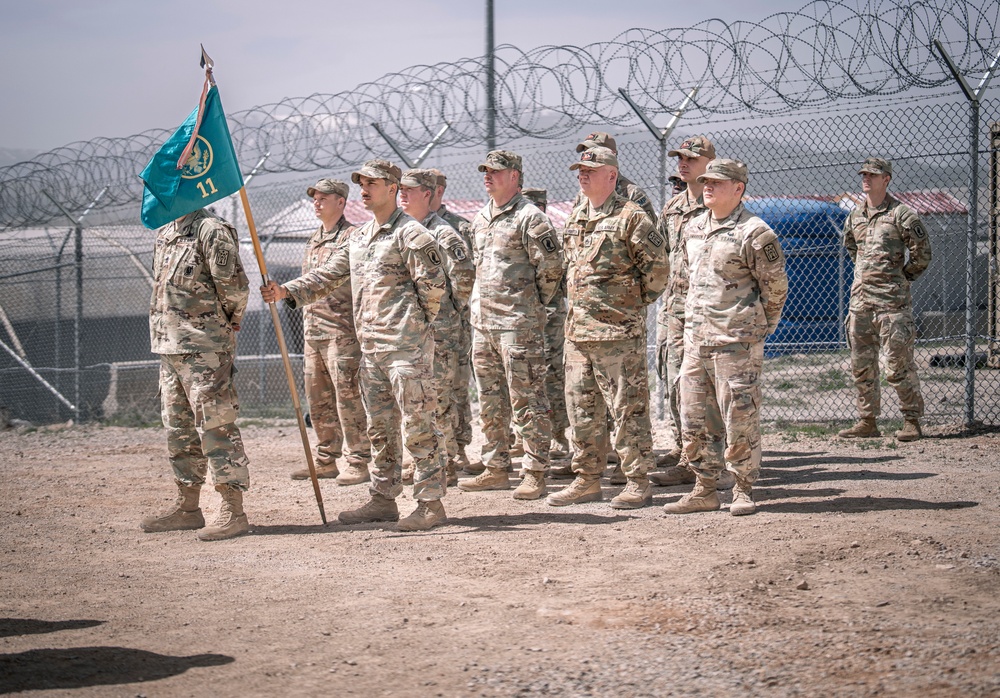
top-left (239, 186), bottom-right (328, 525)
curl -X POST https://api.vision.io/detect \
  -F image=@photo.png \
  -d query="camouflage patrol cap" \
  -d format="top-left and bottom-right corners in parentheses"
top-left (351, 158), bottom-right (402, 185)
top-left (858, 157), bottom-right (892, 176)
top-left (668, 135), bottom-right (716, 159)
top-left (697, 158), bottom-right (749, 184)
top-left (522, 187), bottom-right (547, 208)
top-left (429, 168), bottom-right (448, 188)
top-left (400, 168), bottom-right (438, 190)
top-left (668, 172), bottom-right (683, 184)
top-left (307, 178), bottom-right (349, 199)
top-left (569, 146), bottom-right (619, 170)
top-left (478, 150), bottom-right (523, 172)
top-left (576, 131), bottom-right (618, 153)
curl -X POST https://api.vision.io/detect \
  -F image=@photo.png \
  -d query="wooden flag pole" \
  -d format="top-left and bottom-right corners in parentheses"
top-left (239, 186), bottom-right (327, 525)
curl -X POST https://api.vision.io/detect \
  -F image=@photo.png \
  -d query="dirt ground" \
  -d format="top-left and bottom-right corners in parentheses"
top-left (1, 417), bottom-right (999, 697)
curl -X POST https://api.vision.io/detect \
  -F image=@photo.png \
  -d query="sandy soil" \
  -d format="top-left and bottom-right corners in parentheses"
top-left (1, 418), bottom-right (999, 697)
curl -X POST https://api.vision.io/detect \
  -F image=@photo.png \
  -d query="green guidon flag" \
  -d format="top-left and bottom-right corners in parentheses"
top-left (139, 85), bottom-right (243, 229)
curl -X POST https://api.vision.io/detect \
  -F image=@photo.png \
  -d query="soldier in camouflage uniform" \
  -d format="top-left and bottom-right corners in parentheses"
top-left (260, 179), bottom-right (371, 486)
top-left (652, 136), bottom-right (715, 486)
top-left (569, 132), bottom-right (657, 223)
top-left (547, 147), bottom-right (669, 509)
top-left (429, 169), bottom-right (481, 474)
top-left (309, 160), bottom-right (449, 532)
top-left (512, 187), bottom-right (570, 462)
top-left (838, 157), bottom-right (931, 442)
top-left (458, 150), bottom-right (564, 500)
top-left (400, 169), bottom-right (476, 488)
top-left (664, 159), bottom-right (788, 517)
top-left (140, 208), bottom-right (252, 541)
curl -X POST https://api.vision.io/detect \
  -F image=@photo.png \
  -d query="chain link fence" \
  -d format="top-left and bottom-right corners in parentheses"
top-left (2, 93), bottom-right (998, 428)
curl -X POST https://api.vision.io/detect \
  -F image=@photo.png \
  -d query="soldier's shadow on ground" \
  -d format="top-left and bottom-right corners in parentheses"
top-left (759, 497), bottom-right (978, 514)
top-left (416, 511), bottom-right (633, 534)
top-left (0, 618), bottom-right (103, 639)
top-left (757, 467), bottom-right (934, 486)
top-left (0, 645), bottom-right (233, 693)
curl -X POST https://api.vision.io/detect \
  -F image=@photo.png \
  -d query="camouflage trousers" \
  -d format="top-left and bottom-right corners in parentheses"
top-left (655, 314), bottom-right (685, 449)
top-left (359, 341), bottom-right (445, 502)
top-left (304, 337), bottom-right (371, 468)
top-left (680, 341), bottom-right (763, 483)
top-left (473, 328), bottom-right (551, 472)
top-left (544, 299), bottom-right (569, 440)
top-left (454, 313), bottom-right (474, 448)
top-left (434, 328), bottom-right (462, 469)
top-left (847, 307), bottom-right (925, 419)
top-left (159, 351), bottom-right (250, 491)
top-left (566, 337), bottom-right (654, 478)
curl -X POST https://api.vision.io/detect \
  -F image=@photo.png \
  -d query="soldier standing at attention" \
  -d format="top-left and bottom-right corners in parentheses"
top-left (664, 159), bottom-right (788, 517)
top-left (399, 169), bottom-right (476, 487)
top-left (140, 208), bottom-right (252, 541)
top-left (652, 136), bottom-right (715, 486)
top-left (458, 150), bottom-right (563, 500)
top-left (332, 159), bottom-right (449, 531)
top-left (546, 147), bottom-right (668, 508)
top-left (428, 169), bottom-right (481, 475)
top-left (514, 187), bottom-right (571, 462)
top-left (260, 179), bottom-right (372, 486)
top-left (838, 157), bottom-right (931, 442)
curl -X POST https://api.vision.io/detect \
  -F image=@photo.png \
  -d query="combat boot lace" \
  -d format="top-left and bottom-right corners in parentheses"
top-left (838, 418), bottom-right (880, 438)
top-left (458, 467), bottom-right (511, 492)
top-left (611, 477), bottom-right (653, 510)
top-left (397, 500), bottom-right (447, 532)
top-left (546, 474), bottom-right (602, 507)
top-left (140, 481), bottom-right (205, 532)
top-left (730, 479), bottom-right (756, 516)
top-left (197, 485), bottom-right (249, 541)
top-left (338, 493), bottom-right (400, 525)
top-left (291, 463), bottom-right (338, 480)
top-left (662, 480), bottom-right (721, 515)
top-left (336, 463), bottom-right (370, 486)
top-left (513, 470), bottom-right (547, 500)
top-left (895, 419), bottom-right (922, 442)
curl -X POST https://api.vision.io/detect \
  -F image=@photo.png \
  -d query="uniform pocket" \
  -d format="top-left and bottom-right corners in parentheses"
top-left (170, 247), bottom-right (201, 289)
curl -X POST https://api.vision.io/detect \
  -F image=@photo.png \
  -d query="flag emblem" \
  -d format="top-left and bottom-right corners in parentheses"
top-left (181, 136), bottom-right (214, 179)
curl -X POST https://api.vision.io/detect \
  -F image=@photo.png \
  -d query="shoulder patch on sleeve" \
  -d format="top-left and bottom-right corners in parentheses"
top-left (910, 221), bottom-right (927, 239)
top-left (449, 243), bottom-right (468, 262)
top-left (763, 242), bottom-right (779, 262)
top-left (646, 229), bottom-right (664, 248)
top-left (751, 229), bottom-right (782, 263)
top-left (527, 222), bottom-right (559, 254)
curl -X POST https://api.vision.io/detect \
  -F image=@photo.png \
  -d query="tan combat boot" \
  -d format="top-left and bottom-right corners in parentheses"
top-left (338, 493), bottom-right (400, 524)
top-left (446, 461), bottom-right (459, 487)
top-left (291, 463), bottom-right (338, 480)
top-left (549, 462), bottom-right (574, 479)
top-left (510, 438), bottom-right (525, 458)
top-left (336, 463), bottom-right (370, 486)
top-left (662, 477), bottom-right (721, 515)
top-left (648, 466), bottom-right (695, 487)
top-left (197, 485), bottom-right (249, 541)
top-left (895, 419), bottom-right (922, 442)
top-left (611, 477), bottom-right (653, 509)
top-left (655, 448), bottom-right (682, 468)
top-left (729, 478), bottom-right (756, 516)
top-left (140, 481), bottom-right (204, 532)
top-left (457, 450), bottom-right (485, 475)
top-left (546, 474), bottom-right (602, 507)
top-left (458, 467), bottom-right (511, 492)
top-left (608, 464), bottom-right (627, 485)
top-left (401, 462), bottom-right (415, 485)
top-left (513, 470), bottom-right (547, 500)
top-left (838, 418), bottom-right (880, 438)
top-left (397, 500), bottom-right (447, 532)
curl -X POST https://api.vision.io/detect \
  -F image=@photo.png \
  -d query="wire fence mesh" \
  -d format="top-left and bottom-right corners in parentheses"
top-left (1, 94), bottom-right (998, 428)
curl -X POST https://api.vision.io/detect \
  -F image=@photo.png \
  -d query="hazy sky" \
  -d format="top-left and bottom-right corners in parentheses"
top-left (1, 0), bottom-right (814, 153)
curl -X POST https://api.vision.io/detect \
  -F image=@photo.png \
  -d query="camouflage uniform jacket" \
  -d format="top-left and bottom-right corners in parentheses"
top-left (843, 194), bottom-right (932, 312)
top-left (149, 209), bottom-right (249, 355)
top-left (684, 203), bottom-right (788, 346)
top-left (282, 217), bottom-right (359, 342)
top-left (564, 192), bottom-right (669, 341)
top-left (421, 211), bottom-right (476, 340)
top-left (571, 172), bottom-right (657, 223)
top-left (655, 188), bottom-right (706, 324)
top-left (469, 193), bottom-right (563, 332)
top-left (350, 207), bottom-right (447, 354)
top-left (437, 205), bottom-right (474, 247)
